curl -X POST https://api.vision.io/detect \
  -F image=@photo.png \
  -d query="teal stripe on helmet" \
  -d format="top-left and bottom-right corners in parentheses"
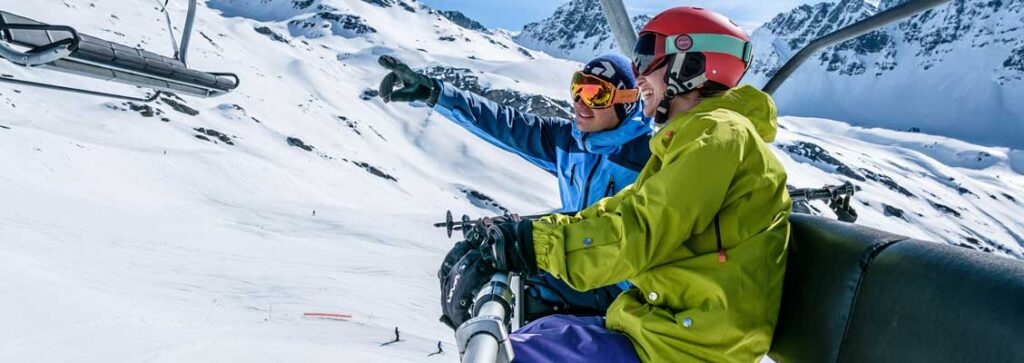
top-left (664, 34), bottom-right (751, 63)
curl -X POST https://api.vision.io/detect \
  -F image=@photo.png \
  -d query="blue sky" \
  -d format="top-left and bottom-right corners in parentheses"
top-left (418, 0), bottom-right (827, 32)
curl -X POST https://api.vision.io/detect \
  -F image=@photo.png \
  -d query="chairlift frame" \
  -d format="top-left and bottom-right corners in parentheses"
top-left (0, 0), bottom-right (239, 102)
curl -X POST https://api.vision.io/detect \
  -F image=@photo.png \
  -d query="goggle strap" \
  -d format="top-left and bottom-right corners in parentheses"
top-left (665, 34), bottom-right (752, 63)
top-left (655, 54), bottom-right (710, 125)
top-left (612, 89), bottom-right (639, 104)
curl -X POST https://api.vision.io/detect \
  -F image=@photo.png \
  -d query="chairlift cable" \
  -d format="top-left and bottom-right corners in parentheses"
top-left (153, 0), bottom-right (181, 60)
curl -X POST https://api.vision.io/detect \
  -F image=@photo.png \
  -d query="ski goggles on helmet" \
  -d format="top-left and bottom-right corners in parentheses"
top-left (570, 71), bottom-right (639, 109)
top-left (632, 31), bottom-right (753, 76)
top-left (632, 32), bottom-right (666, 77)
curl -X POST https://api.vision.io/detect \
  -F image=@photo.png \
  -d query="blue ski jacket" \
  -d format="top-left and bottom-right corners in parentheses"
top-left (432, 81), bottom-right (653, 212)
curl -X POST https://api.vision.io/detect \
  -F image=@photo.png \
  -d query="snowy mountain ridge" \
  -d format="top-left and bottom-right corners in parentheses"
top-left (515, 0), bottom-right (1024, 148)
top-left (513, 0), bottom-right (650, 63)
top-left (1, 1), bottom-right (1022, 362)
top-left (747, 0), bottom-right (1024, 149)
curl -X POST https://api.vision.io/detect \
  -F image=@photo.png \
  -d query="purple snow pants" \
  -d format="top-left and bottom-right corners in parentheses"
top-left (509, 315), bottom-right (640, 363)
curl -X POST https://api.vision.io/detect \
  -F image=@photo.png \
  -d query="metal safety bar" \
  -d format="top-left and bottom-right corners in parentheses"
top-left (598, 0), bottom-right (638, 58)
top-left (761, 0), bottom-right (951, 94)
top-left (457, 273), bottom-right (516, 363)
top-left (0, 23), bottom-right (79, 66)
top-left (178, 0), bottom-right (197, 65)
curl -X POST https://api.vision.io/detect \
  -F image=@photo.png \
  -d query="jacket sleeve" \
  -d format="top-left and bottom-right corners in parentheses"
top-left (432, 81), bottom-right (573, 172)
top-left (530, 117), bottom-right (745, 291)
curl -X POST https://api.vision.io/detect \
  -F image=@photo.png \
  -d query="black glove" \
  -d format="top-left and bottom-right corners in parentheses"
top-left (440, 249), bottom-right (494, 330)
top-left (479, 221), bottom-right (538, 276)
top-left (437, 220), bottom-right (492, 284)
top-left (377, 55), bottom-right (439, 105)
top-left (437, 220), bottom-right (537, 330)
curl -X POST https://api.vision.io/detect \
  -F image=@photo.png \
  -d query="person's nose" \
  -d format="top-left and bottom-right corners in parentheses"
top-left (573, 97), bottom-right (588, 109)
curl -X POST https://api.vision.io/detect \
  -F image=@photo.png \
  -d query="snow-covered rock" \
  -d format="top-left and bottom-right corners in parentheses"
top-left (513, 0), bottom-right (1024, 148)
top-left (513, 0), bottom-right (649, 63)
top-left (437, 10), bottom-right (489, 33)
top-left (747, 0), bottom-right (1024, 148)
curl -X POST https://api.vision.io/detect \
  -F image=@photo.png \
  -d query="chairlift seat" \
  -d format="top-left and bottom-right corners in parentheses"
top-left (770, 214), bottom-right (1024, 362)
top-left (0, 11), bottom-right (237, 98)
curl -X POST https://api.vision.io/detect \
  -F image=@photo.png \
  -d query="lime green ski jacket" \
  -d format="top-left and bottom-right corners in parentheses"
top-left (532, 85), bottom-right (791, 362)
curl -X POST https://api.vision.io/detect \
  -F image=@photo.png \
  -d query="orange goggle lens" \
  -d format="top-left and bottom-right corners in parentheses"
top-left (570, 72), bottom-right (638, 109)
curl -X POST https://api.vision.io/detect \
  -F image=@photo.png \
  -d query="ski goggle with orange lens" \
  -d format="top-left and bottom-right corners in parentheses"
top-left (570, 72), bottom-right (639, 109)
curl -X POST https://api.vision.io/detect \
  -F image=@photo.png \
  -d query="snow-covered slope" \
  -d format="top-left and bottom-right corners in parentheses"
top-left (747, 0), bottom-right (1024, 149)
top-left (0, 0), bottom-right (575, 361)
top-left (774, 118), bottom-right (1024, 256)
top-left (513, 0), bottom-right (650, 63)
top-left (1, 0), bottom-right (1023, 362)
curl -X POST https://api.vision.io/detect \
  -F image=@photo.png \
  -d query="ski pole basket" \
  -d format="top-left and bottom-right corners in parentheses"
top-left (0, 7), bottom-right (238, 101)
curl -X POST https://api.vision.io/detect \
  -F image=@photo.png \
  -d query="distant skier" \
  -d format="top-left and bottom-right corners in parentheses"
top-left (439, 7), bottom-right (791, 363)
top-left (428, 341), bottom-right (443, 356)
top-left (380, 326), bottom-right (401, 346)
top-left (376, 53), bottom-right (654, 323)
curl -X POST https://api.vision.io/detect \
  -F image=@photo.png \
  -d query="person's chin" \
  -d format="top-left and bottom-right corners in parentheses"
top-left (575, 116), bottom-right (594, 131)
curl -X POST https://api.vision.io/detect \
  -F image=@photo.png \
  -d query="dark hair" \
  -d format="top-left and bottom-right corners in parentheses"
top-left (697, 81), bottom-right (730, 98)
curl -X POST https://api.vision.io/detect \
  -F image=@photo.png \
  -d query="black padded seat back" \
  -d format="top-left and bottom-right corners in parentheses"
top-left (838, 240), bottom-right (1024, 362)
top-left (768, 214), bottom-right (907, 362)
top-left (771, 215), bottom-right (1024, 362)
top-left (0, 11), bottom-right (237, 97)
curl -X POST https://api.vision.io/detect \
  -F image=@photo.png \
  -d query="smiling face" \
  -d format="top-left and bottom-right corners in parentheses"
top-left (637, 63), bottom-right (704, 120)
top-left (636, 65), bottom-right (668, 118)
top-left (573, 98), bottom-right (621, 132)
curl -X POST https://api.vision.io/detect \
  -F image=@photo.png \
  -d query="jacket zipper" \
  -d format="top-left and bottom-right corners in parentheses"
top-left (581, 155), bottom-right (603, 206)
top-left (604, 175), bottom-right (616, 197)
top-left (569, 164), bottom-right (576, 186)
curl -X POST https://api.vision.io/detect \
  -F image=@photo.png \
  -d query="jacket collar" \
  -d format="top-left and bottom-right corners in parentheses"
top-left (572, 108), bottom-right (653, 155)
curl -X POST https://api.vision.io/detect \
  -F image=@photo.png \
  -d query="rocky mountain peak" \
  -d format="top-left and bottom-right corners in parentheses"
top-left (744, 0), bottom-right (1024, 148)
top-left (513, 0), bottom-right (649, 62)
top-left (438, 10), bottom-right (489, 33)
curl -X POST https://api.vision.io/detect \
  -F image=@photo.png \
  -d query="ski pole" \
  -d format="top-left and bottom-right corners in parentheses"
top-left (434, 210), bottom-right (579, 238)
top-left (436, 182), bottom-right (859, 237)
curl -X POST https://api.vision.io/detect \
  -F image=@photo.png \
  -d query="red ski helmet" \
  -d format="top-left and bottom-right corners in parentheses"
top-left (632, 7), bottom-right (752, 123)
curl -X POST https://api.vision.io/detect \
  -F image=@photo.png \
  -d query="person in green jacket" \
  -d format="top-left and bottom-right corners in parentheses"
top-left (440, 7), bottom-right (791, 362)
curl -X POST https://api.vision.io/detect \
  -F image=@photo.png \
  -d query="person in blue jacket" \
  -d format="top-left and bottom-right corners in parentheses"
top-left (377, 54), bottom-right (653, 324)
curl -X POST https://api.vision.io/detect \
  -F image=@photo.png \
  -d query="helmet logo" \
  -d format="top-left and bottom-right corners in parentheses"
top-left (675, 35), bottom-right (693, 51)
top-left (587, 60), bottom-right (617, 78)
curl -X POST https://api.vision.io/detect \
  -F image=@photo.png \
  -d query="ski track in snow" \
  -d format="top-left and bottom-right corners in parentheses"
top-left (1, 0), bottom-right (1022, 362)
